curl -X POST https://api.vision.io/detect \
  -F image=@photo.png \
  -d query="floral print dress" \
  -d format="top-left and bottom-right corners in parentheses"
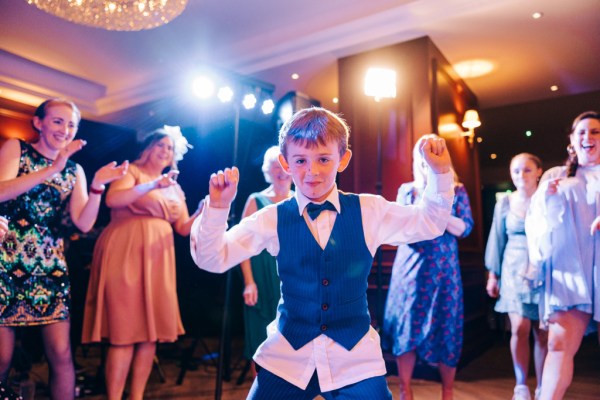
top-left (382, 183), bottom-right (473, 367)
top-left (0, 141), bottom-right (77, 326)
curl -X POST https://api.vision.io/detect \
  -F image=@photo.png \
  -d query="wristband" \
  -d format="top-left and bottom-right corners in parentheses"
top-left (90, 185), bottom-right (105, 195)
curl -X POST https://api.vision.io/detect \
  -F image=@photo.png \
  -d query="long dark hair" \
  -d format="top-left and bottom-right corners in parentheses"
top-left (566, 111), bottom-right (600, 177)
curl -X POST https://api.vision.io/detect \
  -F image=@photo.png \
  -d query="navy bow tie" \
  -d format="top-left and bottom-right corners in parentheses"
top-left (306, 201), bottom-right (336, 220)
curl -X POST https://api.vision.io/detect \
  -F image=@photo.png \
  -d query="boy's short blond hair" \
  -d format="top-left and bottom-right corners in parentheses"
top-left (278, 107), bottom-right (349, 159)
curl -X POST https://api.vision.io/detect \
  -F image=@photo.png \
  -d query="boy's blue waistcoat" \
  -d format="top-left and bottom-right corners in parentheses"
top-left (276, 193), bottom-right (373, 351)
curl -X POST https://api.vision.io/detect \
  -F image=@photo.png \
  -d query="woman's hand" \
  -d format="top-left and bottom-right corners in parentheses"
top-left (91, 161), bottom-right (129, 190)
top-left (153, 169), bottom-right (179, 190)
top-left (243, 282), bottom-right (258, 306)
top-left (545, 177), bottom-right (562, 196)
top-left (52, 139), bottom-right (86, 173)
top-left (486, 274), bottom-right (499, 298)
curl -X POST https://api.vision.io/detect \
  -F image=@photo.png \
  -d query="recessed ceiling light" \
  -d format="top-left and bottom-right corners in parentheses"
top-left (291, 73), bottom-right (299, 80)
top-left (332, 97), bottom-right (339, 104)
top-left (490, 153), bottom-right (497, 160)
top-left (550, 85), bottom-right (558, 92)
top-left (476, 137), bottom-right (483, 143)
top-left (453, 59), bottom-right (495, 79)
top-left (532, 12), bottom-right (544, 19)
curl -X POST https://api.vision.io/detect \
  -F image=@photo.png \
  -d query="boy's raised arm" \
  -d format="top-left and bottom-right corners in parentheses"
top-left (191, 166), bottom-right (272, 274)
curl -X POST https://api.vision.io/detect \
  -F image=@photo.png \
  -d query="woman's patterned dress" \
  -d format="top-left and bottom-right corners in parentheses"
top-left (382, 183), bottom-right (473, 367)
top-left (0, 141), bottom-right (77, 326)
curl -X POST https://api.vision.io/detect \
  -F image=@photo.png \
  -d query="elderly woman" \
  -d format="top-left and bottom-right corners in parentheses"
top-left (239, 146), bottom-right (293, 378)
top-left (382, 134), bottom-right (474, 400)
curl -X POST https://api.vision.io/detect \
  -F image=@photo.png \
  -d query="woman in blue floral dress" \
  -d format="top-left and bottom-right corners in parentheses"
top-left (0, 99), bottom-right (127, 400)
top-left (382, 134), bottom-right (474, 400)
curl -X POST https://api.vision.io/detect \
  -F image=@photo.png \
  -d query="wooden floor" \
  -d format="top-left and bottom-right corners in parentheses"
top-left (19, 334), bottom-right (600, 399)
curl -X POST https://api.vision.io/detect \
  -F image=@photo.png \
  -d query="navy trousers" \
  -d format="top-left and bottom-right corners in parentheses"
top-left (247, 366), bottom-right (392, 399)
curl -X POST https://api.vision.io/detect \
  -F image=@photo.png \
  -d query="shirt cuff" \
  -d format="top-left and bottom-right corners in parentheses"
top-left (424, 170), bottom-right (453, 194)
top-left (203, 198), bottom-right (231, 225)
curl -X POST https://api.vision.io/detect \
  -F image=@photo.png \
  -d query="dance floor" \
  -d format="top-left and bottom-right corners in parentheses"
top-left (19, 333), bottom-right (600, 399)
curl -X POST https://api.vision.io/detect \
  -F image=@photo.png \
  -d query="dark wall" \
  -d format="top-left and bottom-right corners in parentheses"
top-left (338, 36), bottom-right (491, 368)
top-left (477, 90), bottom-right (600, 244)
top-left (478, 90), bottom-right (600, 185)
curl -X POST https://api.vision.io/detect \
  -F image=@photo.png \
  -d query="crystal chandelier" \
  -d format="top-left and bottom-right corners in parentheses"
top-left (26, 0), bottom-right (189, 31)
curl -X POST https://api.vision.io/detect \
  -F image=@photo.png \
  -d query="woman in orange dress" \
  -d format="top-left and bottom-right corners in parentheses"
top-left (82, 126), bottom-right (202, 400)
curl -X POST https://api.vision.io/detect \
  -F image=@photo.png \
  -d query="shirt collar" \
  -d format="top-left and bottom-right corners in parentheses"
top-left (295, 184), bottom-right (341, 216)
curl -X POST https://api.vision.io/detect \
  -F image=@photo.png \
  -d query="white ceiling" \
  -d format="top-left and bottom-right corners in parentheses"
top-left (1, 0), bottom-right (600, 128)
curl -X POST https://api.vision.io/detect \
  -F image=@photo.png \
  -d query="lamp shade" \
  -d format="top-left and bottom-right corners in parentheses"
top-left (364, 68), bottom-right (397, 100)
top-left (462, 109), bottom-right (481, 129)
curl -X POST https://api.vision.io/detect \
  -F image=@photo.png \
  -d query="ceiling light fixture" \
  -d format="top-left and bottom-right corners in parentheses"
top-left (532, 12), bottom-right (544, 19)
top-left (26, 0), bottom-right (188, 31)
top-left (453, 59), bottom-right (495, 79)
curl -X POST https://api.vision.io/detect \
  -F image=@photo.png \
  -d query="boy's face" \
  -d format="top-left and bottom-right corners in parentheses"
top-left (279, 139), bottom-right (351, 203)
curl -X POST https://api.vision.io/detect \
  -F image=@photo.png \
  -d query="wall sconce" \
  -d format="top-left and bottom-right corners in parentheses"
top-left (461, 109), bottom-right (481, 147)
top-left (364, 68), bottom-right (397, 102)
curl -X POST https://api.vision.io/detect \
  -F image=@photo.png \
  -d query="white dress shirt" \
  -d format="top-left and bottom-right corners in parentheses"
top-left (190, 170), bottom-right (454, 391)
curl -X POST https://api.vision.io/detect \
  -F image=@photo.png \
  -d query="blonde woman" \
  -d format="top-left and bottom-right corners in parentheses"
top-left (486, 153), bottom-right (547, 400)
top-left (83, 126), bottom-right (202, 400)
top-left (382, 134), bottom-right (474, 400)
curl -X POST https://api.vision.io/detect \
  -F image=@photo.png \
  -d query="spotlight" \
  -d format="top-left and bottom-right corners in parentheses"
top-left (192, 76), bottom-right (215, 99)
top-left (242, 93), bottom-right (257, 110)
top-left (217, 86), bottom-right (234, 103)
top-left (261, 99), bottom-right (275, 115)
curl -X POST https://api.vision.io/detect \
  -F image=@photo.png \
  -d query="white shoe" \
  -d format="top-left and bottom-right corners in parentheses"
top-left (534, 387), bottom-right (541, 400)
top-left (512, 384), bottom-right (532, 400)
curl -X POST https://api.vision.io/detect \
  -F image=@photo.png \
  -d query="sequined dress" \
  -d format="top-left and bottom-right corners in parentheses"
top-left (0, 140), bottom-right (77, 326)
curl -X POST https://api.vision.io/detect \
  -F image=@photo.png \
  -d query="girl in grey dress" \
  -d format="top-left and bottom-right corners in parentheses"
top-left (486, 153), bottom-right (547, 400)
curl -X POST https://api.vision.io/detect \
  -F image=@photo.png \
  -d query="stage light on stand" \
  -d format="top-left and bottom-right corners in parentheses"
top-left (242, 93), bottom-right (257, 110)
top-left (217, 86), bottom-right (234, 103)
top-left (192, 76), bottom-right (215, 99)
top-left (261, 99), bottom-right (275, 115)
